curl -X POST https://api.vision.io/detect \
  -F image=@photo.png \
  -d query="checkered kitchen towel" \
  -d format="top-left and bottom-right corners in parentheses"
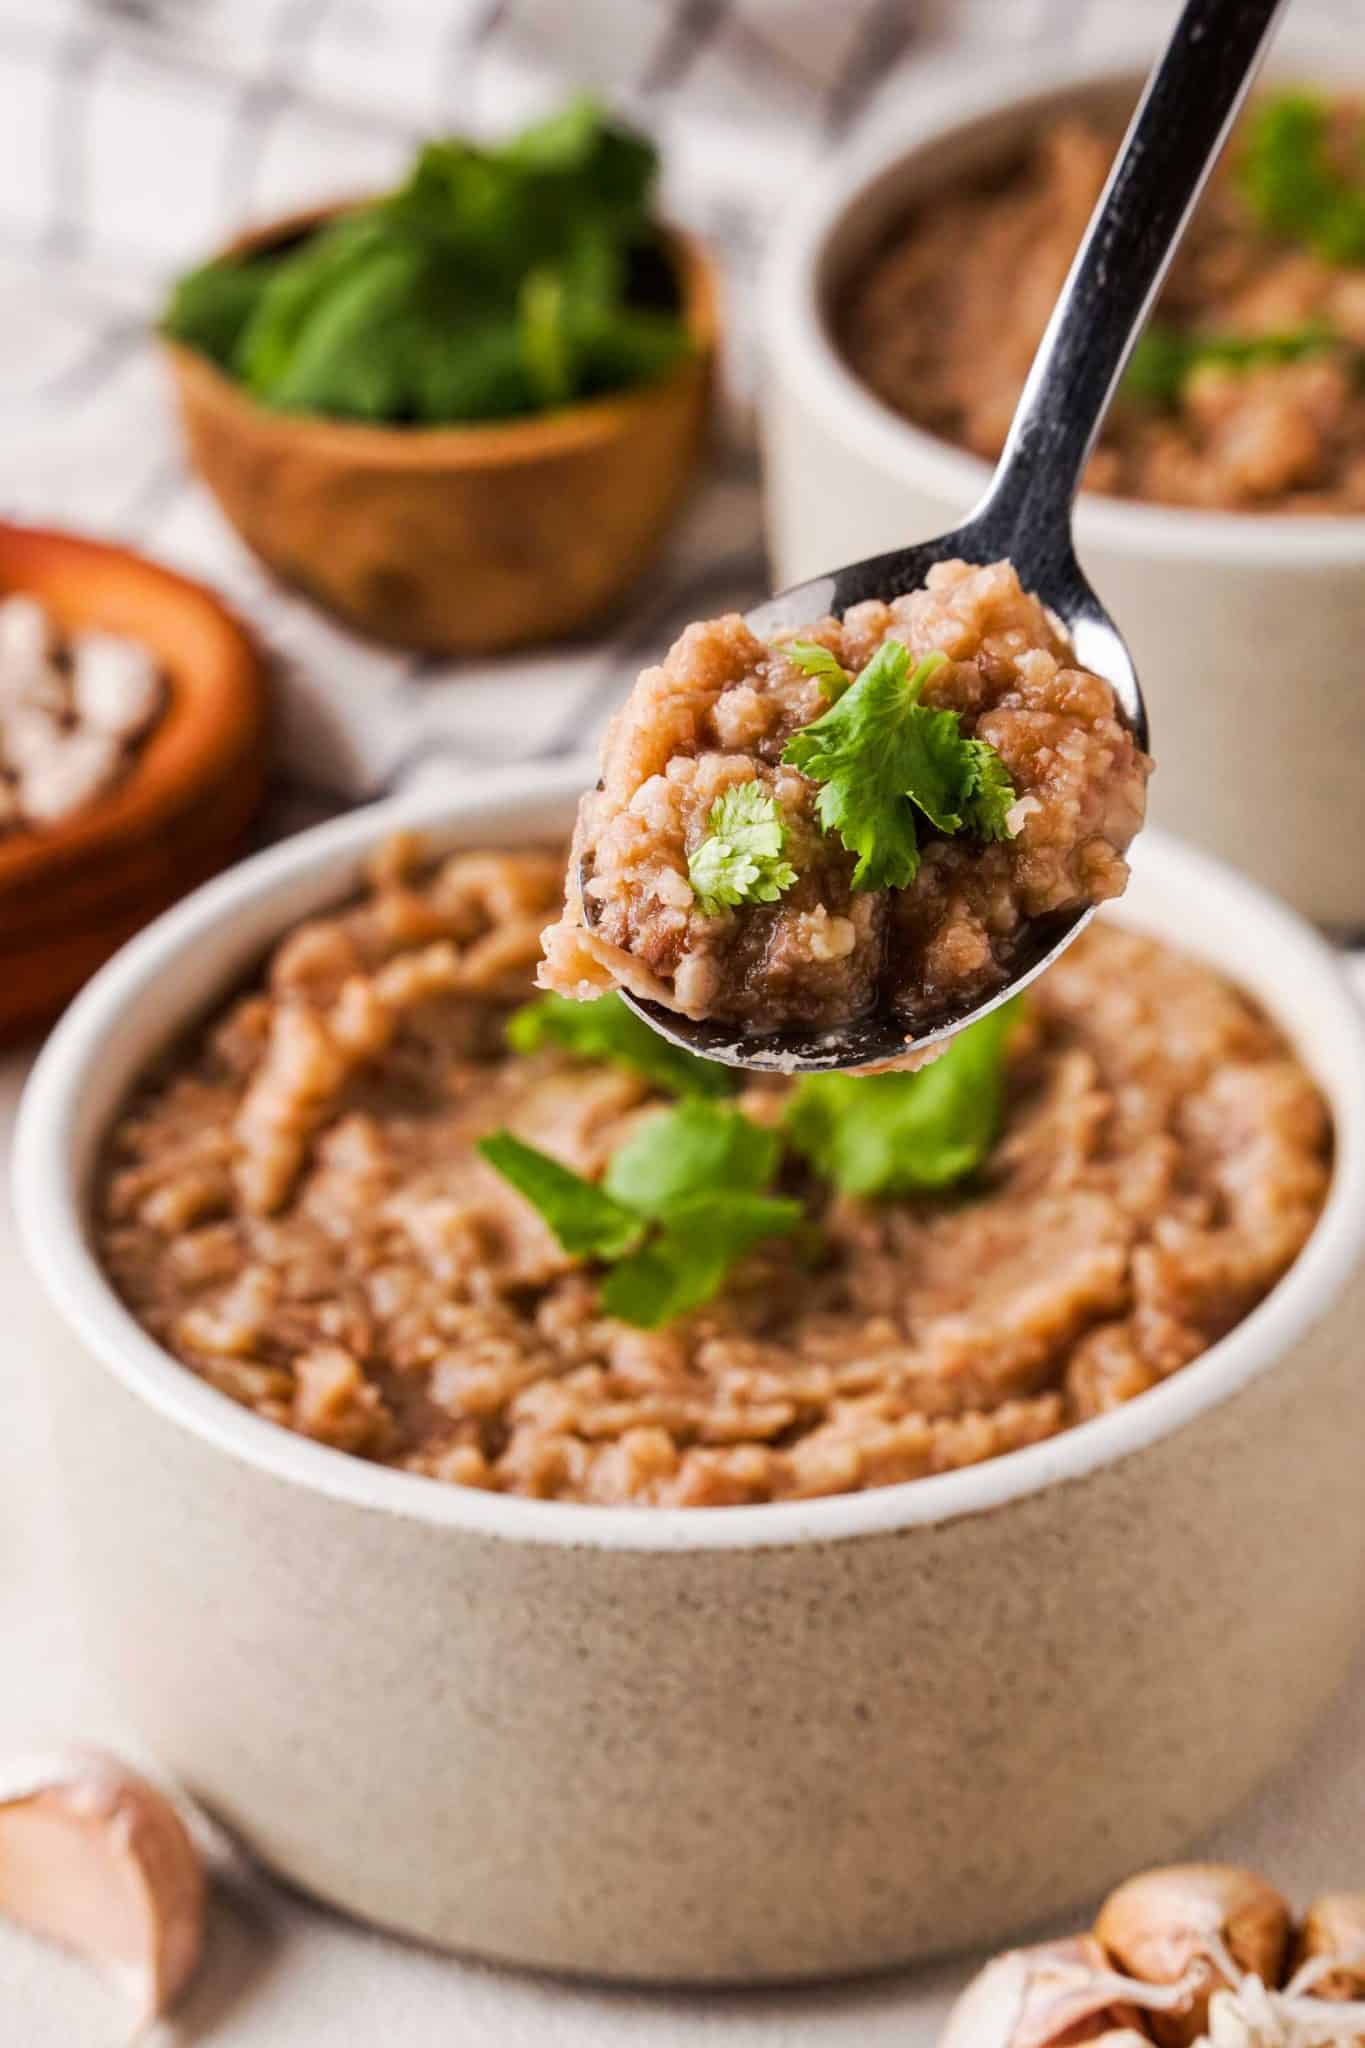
top-left (0, 0), bottom-right (1355, 822)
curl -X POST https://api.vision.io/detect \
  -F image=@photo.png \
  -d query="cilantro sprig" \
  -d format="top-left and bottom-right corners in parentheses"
top-left (508, 990), bottom-right (737, 1098)
top-left (478, 1103), bottom-right (802, 1328)
top-left (1124, 321), bottom-right (1346, 408)
top-left (483, 1005), bottom-right (1021, 1324)
top-left (1239, 92), bottom-right (1365, 263)
top-left (687, 781), bottom-right (798, 917)
top-left (784, 1001), bottom-right (1019, 1199)
top-left (782, 642), bottom-right (1017, 891)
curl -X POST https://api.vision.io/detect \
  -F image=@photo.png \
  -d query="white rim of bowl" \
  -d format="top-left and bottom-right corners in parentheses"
top-left (14, 761), bottom-right (1365, 1553)
top-left (763, 36), bottom-right (1365, 571)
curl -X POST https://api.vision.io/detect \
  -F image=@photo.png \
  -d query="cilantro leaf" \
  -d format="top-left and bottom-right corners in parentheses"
top-left (603, 1100), bottom-right (781, 1214)
top-left (785, 640), bottom-right (853, 701)
top-left (601, 1191), bottom-right (803, 1327)
top-left (507, 990), bottom-right (737, 1098)
top-left (1124, 320), bottom-right (1345, 409)
top-left (1239, 92), bottom-right (1365, 263)
top-left (264, 242), bottom-right (431, 420)
top-left (161, 254), bottom-right (279, 369)
top-left (519, 266), bottom-right (573, 406)
top-left (784, 1001), bottom-right (1019, 1199)
top-left (478, 1102), bottom-right (800, 1327)
top-left (234, 213), bottom-right (392, 399)
top-left (687, 781), bottom-right (798, 917)
top-left (781, 642), bottom-right (1017, 891)
top-left (476, 1132), bottom-right (643, 1259)
top-left (960, 740), bottom-right (1019, 841)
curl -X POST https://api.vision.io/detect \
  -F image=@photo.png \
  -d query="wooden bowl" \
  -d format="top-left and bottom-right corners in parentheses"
top-left (0, 523), bottom-right (269, 1042)
top-left (162, 210), bottom-right (718, 656)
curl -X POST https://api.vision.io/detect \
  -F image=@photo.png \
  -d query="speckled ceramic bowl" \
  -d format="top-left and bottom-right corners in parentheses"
top-left (14, 764), bottom-right (1365, 1983)
top-left (760, 33), bottom-right (1365, 927)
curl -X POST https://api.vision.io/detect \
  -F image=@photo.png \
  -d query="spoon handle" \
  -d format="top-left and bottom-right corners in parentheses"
top-left (974, 0), bottom-right (1289, 564)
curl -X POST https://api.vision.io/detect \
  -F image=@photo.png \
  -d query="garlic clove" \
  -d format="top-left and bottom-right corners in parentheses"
top-left (0, 659), bottom-right (69, 717)
top-left (71, 632), bottom-right (163, 740)
top-left (1, 702), bottom-right (64, 774)
top-left (938, 1935), bottom-right (1153, 2048)
top-left (1095, 1864), bottom-right (1290, 2048)
top-left (1295, 1893), bottom-right (1365, 2002)
top-left (0, 593), bottom-right (53, 673)
top-left (0, 1750), bottom-right (205, 2025)
top-left (20, 728), bottom-right (122, 824)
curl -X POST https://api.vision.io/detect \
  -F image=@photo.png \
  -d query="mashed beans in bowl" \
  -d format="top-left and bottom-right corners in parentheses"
top-left (841, 91), bottom-right (1365, 514)
top-left (97, 830), bottom-right (1329, 1508)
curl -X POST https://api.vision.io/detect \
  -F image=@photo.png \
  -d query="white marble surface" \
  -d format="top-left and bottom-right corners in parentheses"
top-left (3, 1034), bottom-right (1365, 2045)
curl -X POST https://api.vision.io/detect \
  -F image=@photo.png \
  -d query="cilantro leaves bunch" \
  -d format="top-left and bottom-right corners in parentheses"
top-left (479, 1000), bottom-right (1021, 1325)
top-left (687, 782), bottom-right (798, 916)
top-left (1239, 92), bottom-right (1365, 264)
top-left (162, 98), bottom-right (690, 426)
top-left (478, 1104), bottom-right (802, 1328)
top-left (780, 641), bottom-right (1017, 891)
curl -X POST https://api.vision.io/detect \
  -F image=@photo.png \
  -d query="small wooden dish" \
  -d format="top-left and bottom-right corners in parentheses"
top-left (163, 210), bottom-right (718, 657)
top-left (0, 523), bottom-right (269, 1042)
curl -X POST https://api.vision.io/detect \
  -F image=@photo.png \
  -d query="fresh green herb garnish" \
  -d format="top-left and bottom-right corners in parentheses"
top-left (1124, 321), bottom-right (1343, 407)
top-left (162, 97), bottom-right (689, 425)
top-left (506, 990), bottom-right (737, 1098)
top-left (784, 640), bottom-right (854, 701)
top-left (957, 739), bottom-right (1019, 842)
top-left (478, 1103), bottom-right (802, 1328)
top-left (784, 1001), bottom-right (1019, 1199)
top-left (1239, 91), bottom-right (1365, 263)
top-left (161, 253), bottom-right (281, 370)
top-left (687, 781), bottom-right (799, 917)
top-left (476, 1132), bottom-right (644, 1261)
top-left (781, 642), bottom-right (1017, 891)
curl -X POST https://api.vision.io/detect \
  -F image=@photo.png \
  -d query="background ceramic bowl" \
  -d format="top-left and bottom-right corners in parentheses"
top-left (14, 765), bottom-right (1365, 1983)
top-left (760, 36), bottom-right (1365, 929)
top-left (164, 213), bottom-right (716, 656)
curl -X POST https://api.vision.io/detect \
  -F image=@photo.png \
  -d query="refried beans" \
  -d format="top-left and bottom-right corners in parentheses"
top-left (541, 559), bottom-right (1149, 1036)
top-left (96, 837), bottom-right (1328, 1508)
top-left (841, 104), bottom-right (1365, 513)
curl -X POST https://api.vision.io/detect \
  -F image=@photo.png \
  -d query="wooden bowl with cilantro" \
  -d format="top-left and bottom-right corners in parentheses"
top-left (160, 101), bottom-right (715, 655)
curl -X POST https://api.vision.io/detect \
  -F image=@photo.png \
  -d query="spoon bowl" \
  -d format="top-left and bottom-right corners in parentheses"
top-left (607, 547), bottom-right (1142, 1072)
top-left (587, 0), bottom-right (1285, 1072)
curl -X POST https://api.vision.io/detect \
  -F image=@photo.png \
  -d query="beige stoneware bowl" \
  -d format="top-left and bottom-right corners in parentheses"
top-left (761, 35), bottom-right (1365, 927)
top-left (14, 764), bottom-right (1365, 1983)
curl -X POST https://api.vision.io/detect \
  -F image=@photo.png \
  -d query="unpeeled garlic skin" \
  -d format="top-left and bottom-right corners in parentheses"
top-left (1094, 1865), bottom-right (1291, 2048)
top-left (1296, 1893), bottom-right (1365, 2004)
top-left (937, 1936), bottom-right (1150, 2048)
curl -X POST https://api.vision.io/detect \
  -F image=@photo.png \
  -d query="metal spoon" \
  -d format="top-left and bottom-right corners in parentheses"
top-left (589, 0), bottom-right (1288, 1072)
